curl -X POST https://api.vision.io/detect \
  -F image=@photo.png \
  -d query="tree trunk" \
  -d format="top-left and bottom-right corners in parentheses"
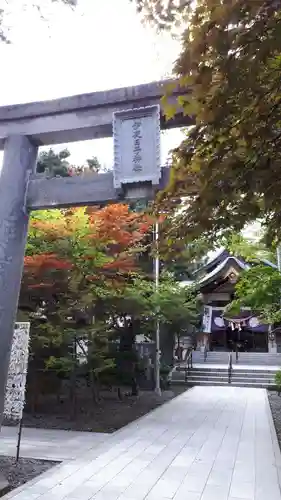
top-left (69, 367), bottom-right (77, 419)
top-left (89, 370), bottom-right (99, 403)
top-left (160, 324), bottom-right (174, 366)
top-left (118, 319), bottom-right (139, 396)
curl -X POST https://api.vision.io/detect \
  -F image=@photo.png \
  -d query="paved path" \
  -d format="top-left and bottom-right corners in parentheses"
top-left (0, 427), bottom-right (109, 461)
top-left (3, 387), bottom-right (281, 500)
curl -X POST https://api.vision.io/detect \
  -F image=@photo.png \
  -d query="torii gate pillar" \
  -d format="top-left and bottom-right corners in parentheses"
top-left (0, 136), bottom-right (38, 420)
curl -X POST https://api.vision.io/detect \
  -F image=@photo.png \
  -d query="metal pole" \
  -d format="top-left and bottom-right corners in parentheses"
top-left (277, 246), bottom-right (281, 272)
top-left (154, 222), bottom-right (161, 396)
top-left (16, 418), bottom-right (24, 463)
top-left (273, 245), bottom-right (281, 353)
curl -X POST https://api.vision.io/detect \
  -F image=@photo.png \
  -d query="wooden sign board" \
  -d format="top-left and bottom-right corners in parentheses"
top-left (113, 105), bottom-right (161, 189)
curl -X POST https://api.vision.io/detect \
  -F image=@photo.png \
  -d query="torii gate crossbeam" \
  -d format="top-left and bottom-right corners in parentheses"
top-left (0, 79), bottom-right (187, 427)
top-left (0, 79), bottom-right (190, 149)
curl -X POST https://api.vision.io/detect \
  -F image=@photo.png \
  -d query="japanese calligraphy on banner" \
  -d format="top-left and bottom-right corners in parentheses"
top-left (113, 105), bottom-right (161, 189)
top-left (4, 322), bottom-right (30, 421)
top-left (202, 306), bottom-right (212, 333)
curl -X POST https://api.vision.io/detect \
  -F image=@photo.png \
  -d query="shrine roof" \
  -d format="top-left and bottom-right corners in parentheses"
top-left (195, 249), bottom-right (230, 276)
top-left (197, 248), bottom-right (277, 279)
top-left (199, 256), bottom-right (249, 288)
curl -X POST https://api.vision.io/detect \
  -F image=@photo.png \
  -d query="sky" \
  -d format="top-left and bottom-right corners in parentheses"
top-left (0, 0), bottom-right (185, 167)
top-left (0, 0), bottom-right (262, 243)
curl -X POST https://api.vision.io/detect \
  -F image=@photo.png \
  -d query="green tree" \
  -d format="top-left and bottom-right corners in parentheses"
top-left (117, 275), bottom-right (199, 328)
top-left (105, 274), bottom-right (200, 378)
top-left (0, 0), bottom-right (77, 42)
top-left (36, 149), bottom-right (104, 178)
top-left (165, 238), bottom-right (211, 280)
top-left (225, 265), bottom-right (281, 325)
top-left (136, 3), bottom-right (281, 246)
top-left (223, 233), bottom-right (276, 265)
top-left (133, 0), bottom-right (190, 30)
top-left (37, 149), bottom-right (71, 177)
top-left (86, 156), bottom-right (102, 172)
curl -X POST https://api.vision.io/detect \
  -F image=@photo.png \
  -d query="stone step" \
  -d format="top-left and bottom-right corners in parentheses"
top-left (174, 371), bottom-right (275, 380)
top-left (186, 375), bottom-right (275, 383)
top-left (193, 352), bottom-right (281, 358)
top-left (176, 367), bottom-right (278, 375)
top-left (184, 371), bottom-right (276, 379)
top-left (172, 374), bottom-right (276, 387)
top-left (194, 350), bottom-right (281, 355)
top-left (193, 359), bottom-right (281, 367)
top-left (172, 363), bottom-right (277, 388)
top-left (194, 356), bottom-right (281, 359)
top-left (172, 379), bottom-right (276, 388)
top-left (193, 355), bottom-right (281, 361)
top-left (232, 372), bottom-right (276, 378)
top-left (191, 360), bottom-right (281, 366)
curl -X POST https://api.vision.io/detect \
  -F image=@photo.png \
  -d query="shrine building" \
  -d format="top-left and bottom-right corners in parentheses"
top-left (190, 250), bottom-right (280, 353)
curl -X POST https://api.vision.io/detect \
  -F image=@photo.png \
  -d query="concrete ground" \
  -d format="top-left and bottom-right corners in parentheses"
top-left (2, 386), bottom-right (281, 500)
top-left (0, 427), bottom-right (109, 461)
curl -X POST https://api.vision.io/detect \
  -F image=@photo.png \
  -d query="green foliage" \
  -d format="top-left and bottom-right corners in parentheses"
top-left (37, 149), bottom-right (71, 178)
top-left (21, 205), bottom-right (200, 394)
top-left (0, 1), bottom-right (77, 43)
top-left (115, 275), bottom-right (200, 330)
top-left (223, 233), bottom-right (276, 264)
top-left (36, 149), bottom-right (105, 179)
top-left (275, 370), bottom-right (281, 393)
top-left (164, 237), bottom-right (212, 280)
top-left (149, 3), bottom-right (281, 246)
top-left (45, 355), bottom-right (74, 374)
top-left (86, 156), bottom-right (102, 172)
top-left (225, 265), bottom-right (281, 325)
top-left (25, 209), bottom-right (65, 255)
top-left (132, 0), bottom-right (191, 30)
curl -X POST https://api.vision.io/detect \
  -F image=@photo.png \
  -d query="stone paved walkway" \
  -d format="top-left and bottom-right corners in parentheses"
top-left (0, 426), bottom-right (109, 461)
top-left (2, 387), bottom-right (281, 500)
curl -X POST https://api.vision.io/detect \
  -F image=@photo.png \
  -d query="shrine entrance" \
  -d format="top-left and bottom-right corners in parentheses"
top-left (210, 327), bottom-right (268, 352)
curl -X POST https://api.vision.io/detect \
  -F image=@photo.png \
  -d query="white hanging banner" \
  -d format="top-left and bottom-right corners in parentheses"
top-left (202, 306), bottom-right (212, 333)
top-left (4, 322), bottom-right (30, 421)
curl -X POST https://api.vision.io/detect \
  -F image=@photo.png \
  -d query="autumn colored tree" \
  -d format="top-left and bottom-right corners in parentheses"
top-left (20, 204), bottom-right (153, 400)
top-left (22, 204), bottom-right (152, 317)
top-left (135, 2), bottom-right (281, 246)
top-left (21, 203), bottom-right (201, 399)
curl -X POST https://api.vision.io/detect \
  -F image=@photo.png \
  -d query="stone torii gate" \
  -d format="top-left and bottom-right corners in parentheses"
top-left (0, 79), bottom-right (187, 424)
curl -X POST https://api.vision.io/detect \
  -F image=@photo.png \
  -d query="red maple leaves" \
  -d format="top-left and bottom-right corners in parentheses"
top-left (23, 204), bottom-right (153, 293)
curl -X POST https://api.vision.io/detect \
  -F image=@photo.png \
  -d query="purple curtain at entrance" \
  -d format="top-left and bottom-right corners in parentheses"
top-left (210, 308), bottom-right (268, 333)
